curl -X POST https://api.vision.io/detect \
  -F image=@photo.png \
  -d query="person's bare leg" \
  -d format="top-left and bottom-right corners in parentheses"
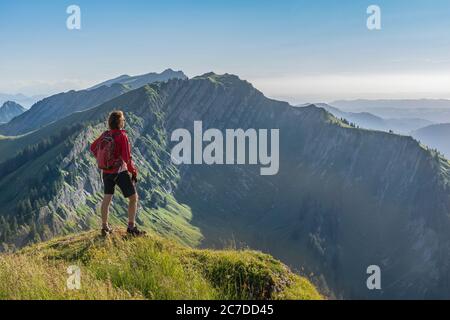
top-left (101, 194), bottom-right (113, 228)
top-left (127, 193), bottom-right (138, 227)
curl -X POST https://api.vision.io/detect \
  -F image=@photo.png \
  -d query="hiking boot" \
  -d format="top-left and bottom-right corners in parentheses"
top-left (101, 225), bottom-right (113, 237)
top-left (126, 226), bottom-right (146, 237)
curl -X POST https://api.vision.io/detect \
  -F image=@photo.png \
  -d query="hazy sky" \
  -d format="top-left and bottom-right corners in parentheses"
top-left (1, 0), bottom-right (450, 103)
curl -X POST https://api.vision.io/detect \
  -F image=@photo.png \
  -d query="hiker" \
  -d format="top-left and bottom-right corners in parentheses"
top-left (90, 110), bottom-right (146, 237)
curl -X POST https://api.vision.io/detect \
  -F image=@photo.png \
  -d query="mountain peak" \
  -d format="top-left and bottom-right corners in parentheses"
top-left (161, 68), bottom-right (182, 74)
top-left (194, 72), bottom-right (250, 86)
top-left (196, 71), bottom-right (239, 79)
top-left (0, 100), bottom-right (26, 123)
top-left (199, 71), bottom-right (217, 77)
top-left (2, 100), bottom-right (24, 108)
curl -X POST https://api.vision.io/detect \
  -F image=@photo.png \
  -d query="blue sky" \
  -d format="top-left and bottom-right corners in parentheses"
top-left (1, 0), bottom-right (450, 103)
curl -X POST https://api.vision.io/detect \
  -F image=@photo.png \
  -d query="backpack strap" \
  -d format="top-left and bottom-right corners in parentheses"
top-left (103, 130), bottom-right (121, 138)
top-left (100, 130), bottom-right (110, 138)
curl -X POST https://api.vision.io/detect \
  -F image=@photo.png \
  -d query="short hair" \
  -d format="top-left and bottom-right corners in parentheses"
top-left (108, 110), bottom-right (124, 130)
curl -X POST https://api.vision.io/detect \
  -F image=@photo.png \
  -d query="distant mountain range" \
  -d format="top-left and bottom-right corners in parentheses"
top-left (0, 101), bottom-right (26, 124)
top-left (330, 99), bottom-right (450, 123)
top-left (311, 103), bottom-right (434, 134)
top-left (411, 123), bottom-right (450, 159)
top-left (315, 103), bottom-right (450, 162)
top-left (0, 93), bottom-right (45, 108)
top-left (0, 69), bottom-right (187, 136)
top-left (331, 99), bottom-right (450, 110)
top-left (0, 84), bottom-right (129, 136)
top-left (0, 73), bottom-right (450, 299)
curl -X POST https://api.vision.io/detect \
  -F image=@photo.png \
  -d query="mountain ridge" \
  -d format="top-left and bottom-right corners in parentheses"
top-left (87, 68), bottom-right (188, 91)
top-left (0, 70), bottom-right (187, 137)
top-left (0, 84), bottom-right (130, 136)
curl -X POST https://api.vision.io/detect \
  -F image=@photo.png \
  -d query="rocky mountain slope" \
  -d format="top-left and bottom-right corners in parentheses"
top-left (0, 74), bottom-right (449, 299)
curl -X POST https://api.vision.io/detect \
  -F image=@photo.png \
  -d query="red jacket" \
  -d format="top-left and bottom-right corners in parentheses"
top-left (90, 129), bottom-right (137, 176)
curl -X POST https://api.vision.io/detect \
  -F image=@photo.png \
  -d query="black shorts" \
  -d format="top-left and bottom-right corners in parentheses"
top-left (103, 171), bottom-right (136, 198)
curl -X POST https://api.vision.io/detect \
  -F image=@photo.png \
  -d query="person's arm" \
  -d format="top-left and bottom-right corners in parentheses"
top-left (90, 135), bottom-right (101, 157)
top-left (121, 133), bottom-right (138, 178)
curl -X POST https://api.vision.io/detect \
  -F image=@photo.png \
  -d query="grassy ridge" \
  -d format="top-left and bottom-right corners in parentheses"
top-left (0, 230), bottom-right (322, 300)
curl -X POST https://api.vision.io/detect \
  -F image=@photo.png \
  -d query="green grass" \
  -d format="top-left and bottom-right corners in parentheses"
top-left (67, 192), bottom-right (203, 248)
top-left (0, 230), bottom-right (322, 300)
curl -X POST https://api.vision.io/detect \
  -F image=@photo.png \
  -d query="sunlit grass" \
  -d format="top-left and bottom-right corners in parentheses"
top-left (0, 230), bottom-right (322, 300)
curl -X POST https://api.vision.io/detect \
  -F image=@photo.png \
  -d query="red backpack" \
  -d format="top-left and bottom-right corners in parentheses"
top-left (93, 131), bottom-right (122, 170)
